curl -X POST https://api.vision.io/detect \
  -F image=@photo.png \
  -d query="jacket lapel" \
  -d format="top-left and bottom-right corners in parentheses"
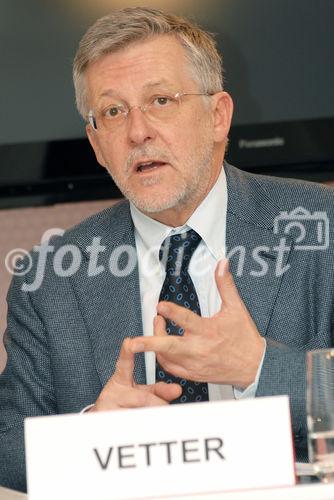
top-left (225, 164), bottom-right (293, 336)
top-left (67, 201), bottom-right (146, 387)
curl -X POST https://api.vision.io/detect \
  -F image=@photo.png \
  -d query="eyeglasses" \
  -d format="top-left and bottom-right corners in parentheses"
top-left (87, 92), bottom-right (213, 132)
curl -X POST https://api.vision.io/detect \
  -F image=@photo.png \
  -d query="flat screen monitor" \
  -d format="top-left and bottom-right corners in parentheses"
top-left (1, 0), bottom-right (333, 207)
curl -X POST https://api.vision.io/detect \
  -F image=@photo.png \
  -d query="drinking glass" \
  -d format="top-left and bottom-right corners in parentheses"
top-left (307, 348), bottom-right (334, 482)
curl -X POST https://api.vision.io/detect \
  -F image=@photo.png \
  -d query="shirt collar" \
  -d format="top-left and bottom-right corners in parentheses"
top-left (130, 166), bottom-right (227, 261)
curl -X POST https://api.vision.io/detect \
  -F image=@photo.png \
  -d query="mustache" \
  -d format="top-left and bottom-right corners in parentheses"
top-left (126, 146), bottom-right (174, 172)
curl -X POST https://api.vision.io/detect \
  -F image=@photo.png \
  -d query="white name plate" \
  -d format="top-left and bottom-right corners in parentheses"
top-left (25, 396), bottom-right (295, 500)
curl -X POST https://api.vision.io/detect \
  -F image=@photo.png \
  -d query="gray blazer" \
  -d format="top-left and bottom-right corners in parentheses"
top-left (1, 163), bottom-right (334, 492)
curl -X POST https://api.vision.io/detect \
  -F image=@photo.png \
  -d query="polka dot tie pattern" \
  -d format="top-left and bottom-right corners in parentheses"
top-left (156, 229), bottom-right (209, 404)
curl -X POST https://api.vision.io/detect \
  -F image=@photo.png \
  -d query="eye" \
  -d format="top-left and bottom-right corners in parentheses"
top-left (103, 105), bottom-right (125, 119)
top-left (152, 96), bottom-right (174, 107)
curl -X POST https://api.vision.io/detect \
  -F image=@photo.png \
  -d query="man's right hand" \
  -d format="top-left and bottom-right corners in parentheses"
top-left (88, 338), bottom-right (182, 412)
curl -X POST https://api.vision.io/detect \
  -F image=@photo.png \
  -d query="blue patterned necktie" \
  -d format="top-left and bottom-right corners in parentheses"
top-left (156, 229), bottom-right (209, 403)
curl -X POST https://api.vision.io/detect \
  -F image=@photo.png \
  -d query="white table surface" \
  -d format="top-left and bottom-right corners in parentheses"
top-left (1, 482), bottom-right (334, 500)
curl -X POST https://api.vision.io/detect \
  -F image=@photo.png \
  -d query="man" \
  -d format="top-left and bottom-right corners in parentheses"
top-left (0, 7), bottom-right (333, 492)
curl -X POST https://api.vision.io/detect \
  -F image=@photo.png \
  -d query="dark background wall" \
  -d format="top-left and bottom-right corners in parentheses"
top-left (1, 0), bottom-right (334, 146)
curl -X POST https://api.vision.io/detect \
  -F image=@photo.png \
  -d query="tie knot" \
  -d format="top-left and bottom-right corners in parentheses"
top-left (159, 229), bottom-right (202, 273)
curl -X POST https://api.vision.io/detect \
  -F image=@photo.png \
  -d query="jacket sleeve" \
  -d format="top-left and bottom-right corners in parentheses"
top-left (0, 272), bottom-right (57, 492)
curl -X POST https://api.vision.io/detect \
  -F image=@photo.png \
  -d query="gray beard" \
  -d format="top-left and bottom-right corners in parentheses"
top-left (109, 138), bottom-right (215, 215)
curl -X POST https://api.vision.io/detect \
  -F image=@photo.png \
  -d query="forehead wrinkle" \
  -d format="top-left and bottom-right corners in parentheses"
top-left (99, 79), bottom-right (178, 100)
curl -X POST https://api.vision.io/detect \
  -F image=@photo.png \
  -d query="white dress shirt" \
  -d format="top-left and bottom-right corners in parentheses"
top-left (130, 166), bottom-right (265, 401)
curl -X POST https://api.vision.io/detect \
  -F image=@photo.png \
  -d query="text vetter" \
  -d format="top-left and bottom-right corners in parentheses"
top-left (93, 437), bottom-right (225, 470)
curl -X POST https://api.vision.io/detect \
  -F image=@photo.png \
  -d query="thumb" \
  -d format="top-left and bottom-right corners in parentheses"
top-left (112, 338), bottom-right (135, 386)
top-left (215, 258), bottom-right (240, 308)
top-left (154, 314), bottom-right (168, 337)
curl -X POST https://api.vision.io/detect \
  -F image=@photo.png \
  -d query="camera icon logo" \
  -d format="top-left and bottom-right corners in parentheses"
top-left (273, 207), bottom-right (329, 251)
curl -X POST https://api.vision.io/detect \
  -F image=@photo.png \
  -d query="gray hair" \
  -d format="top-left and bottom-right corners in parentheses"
top-left (73, 7), bottom-right (224, 118)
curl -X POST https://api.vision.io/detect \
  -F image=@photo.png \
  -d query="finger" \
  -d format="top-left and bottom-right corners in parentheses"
top-left (114, 386), bottom-right (171, 409)
top-left (156, 355), bottom-right (189, 380)
top-left (154, 381), bottom-right (182, 401)
top-left (156, 301), bottom-right (202, 335)
top-left (112, 337), bottom-right (135, 386)
top-left (138, 381), bottom-right (182, 402)
top-left (130, 335), bottom-right (177, 355)
top-left (215, 258), bottom-right (241, 308)
top-left (95, 381), bottom-right (176, 411)
top-left (153, 314), bottom-right (167, 337)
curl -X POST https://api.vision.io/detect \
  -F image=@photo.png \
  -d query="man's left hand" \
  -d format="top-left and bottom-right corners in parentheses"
top-left (132, 259), bottom-right (265, 389)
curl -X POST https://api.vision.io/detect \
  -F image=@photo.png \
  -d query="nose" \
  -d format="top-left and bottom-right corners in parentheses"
top-left (126, 106), bottom-right (156, 145)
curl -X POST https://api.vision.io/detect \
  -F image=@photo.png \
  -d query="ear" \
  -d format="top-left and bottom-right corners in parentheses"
top-left (212, 91), bottom-right (234, 143)
top-left (86, 124), bottom-right (108, 169)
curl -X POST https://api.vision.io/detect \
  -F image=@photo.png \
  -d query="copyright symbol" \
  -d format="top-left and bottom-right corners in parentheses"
top-left (5, 249), bottom-right (33, 276)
